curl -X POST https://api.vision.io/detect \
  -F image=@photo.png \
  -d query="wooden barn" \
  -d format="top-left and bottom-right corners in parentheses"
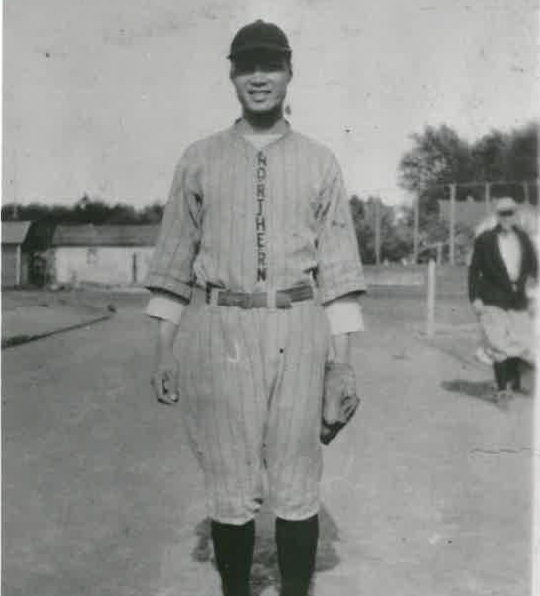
top-left (1, 221), bottom-right (32, 287)
top-left (50, 224), bottom-right (159, 286)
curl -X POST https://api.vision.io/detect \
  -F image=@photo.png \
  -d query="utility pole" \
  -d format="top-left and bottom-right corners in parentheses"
top-left (484, 182), bottom-right (491, 214)
top-left (413, 197), bottom-right (419, 264)
top-left (426, 259), bottom-right (436, 337)
top-left (449, 183), bottom-right (456, 265)
top-left (374, 198), bottom-right (381, 265)
top-left (12, 148), bottom-right (18, 220)
top-left (523, 181), bottom-right (530, 205)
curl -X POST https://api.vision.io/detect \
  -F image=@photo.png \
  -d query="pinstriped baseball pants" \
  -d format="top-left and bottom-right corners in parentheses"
top-left (175, 299), bottom-right (330, 525)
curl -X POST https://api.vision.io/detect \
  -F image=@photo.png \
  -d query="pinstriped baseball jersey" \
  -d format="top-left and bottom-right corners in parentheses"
top-left (145, 120), bottom-right (365, 523)
top-left (145, 121), bottom-right (366, 301)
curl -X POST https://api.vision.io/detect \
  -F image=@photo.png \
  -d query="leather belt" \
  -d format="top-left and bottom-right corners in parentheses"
top-left (205, 284), bottom-right (314, 309)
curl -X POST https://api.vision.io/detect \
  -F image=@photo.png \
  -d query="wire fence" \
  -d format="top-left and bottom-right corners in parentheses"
top-left (356, 179), bottom-right (539, 266)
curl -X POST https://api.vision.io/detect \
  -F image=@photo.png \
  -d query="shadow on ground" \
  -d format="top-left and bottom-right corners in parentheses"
top-left (441, 379), bottom-right (495, 402)
top-left (441, 379), bottom-right (509, 410)
top-left (440, 379), bottom-right (532, 414)
top-left (191, 504), bottom-right (340, 596)
top-left (442, 376), bottom-right (534, 403)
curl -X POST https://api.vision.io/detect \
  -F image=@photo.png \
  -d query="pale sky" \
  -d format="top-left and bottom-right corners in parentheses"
top-left (3, 0), bottom-right (538, 207)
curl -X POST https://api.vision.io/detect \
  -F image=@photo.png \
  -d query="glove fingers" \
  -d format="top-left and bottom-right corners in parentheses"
top-left (162, 371), bottom-right (176, 395)
top-left (320, 421), bottom-right (342, 445)
top-left (321, 363), bottom-right (359, 445)
top-left (342, 395), bottom-right (359, 419)
top-left (153, 370), bottom-right (179, 404)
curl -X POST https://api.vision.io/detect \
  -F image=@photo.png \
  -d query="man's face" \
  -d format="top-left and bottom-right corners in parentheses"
top-left (230, 51), bottom-right (291, 115)
top-left (497, 208), bottom-right (517, 231)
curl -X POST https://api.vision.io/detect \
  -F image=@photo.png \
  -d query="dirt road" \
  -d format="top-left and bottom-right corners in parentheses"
top-left (2, 291), bottom-right (533, 595)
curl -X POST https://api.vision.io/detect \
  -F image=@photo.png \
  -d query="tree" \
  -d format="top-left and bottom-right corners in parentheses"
top-left (470, 130), bottom-right (508, 182)
top-left (471, 123), bottom-right (538, 184)
top-left (506, 123), bottom-right (538, 181)
top-left (399, 121), bottom-right (539, 213)
top-left (2, 196), bottom-right (166, 225)
top-left (139, 201), bottom-right (164, 223)
top-left (397, 205), bottom-right (473, 264)
top-left (399, 124), bottom-right (474, 213)
top-left (73, 196), bottom-right (114, 224)
top-left (350, 195), bottom-right (413, 263)
top-left (350, 195), bottom-right (374, 262)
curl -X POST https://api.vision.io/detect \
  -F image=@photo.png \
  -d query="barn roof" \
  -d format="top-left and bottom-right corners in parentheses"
top-left (1, 221), bottom-right (32, 245)
top-left (51, 224), bottom-right (160, 247)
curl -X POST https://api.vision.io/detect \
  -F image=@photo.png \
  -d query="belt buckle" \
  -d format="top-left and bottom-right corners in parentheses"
top-left (276, 292), bottom-right (292, 308)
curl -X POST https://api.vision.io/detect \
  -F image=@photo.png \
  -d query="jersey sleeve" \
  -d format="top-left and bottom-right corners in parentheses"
top-left (316, 156), bottom-right (367, 304)
top-left (144, 150), bottom-right (203, 302)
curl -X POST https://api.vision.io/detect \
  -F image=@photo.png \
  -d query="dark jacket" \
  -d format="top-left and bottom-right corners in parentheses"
top-left (468, 225), bottom-right (538, 310)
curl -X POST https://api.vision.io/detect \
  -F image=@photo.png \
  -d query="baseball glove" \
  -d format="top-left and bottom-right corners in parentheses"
top-left (320, 362), bottom-right (360, 445)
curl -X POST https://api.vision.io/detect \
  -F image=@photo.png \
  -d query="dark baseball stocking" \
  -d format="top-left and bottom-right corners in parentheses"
top-left (211, 519), bottom-right (255, 596)
top-left (507, 357), bottom-right (521, 391)
top-left (493, 360), bottom-right (508, 391)
top-left (276, 514), bottom-right (319, 596)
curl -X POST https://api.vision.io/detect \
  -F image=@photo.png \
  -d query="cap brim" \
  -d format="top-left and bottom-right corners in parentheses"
top-left (228, 43), bottom-right (291, 59)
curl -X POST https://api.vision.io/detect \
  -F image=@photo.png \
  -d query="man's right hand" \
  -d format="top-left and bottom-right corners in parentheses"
top-left (151, 361), bottom-right (179, 405)
top-left (472, 298), bottom-right (484, 316)
top-left (151, 318), bottom-right (181, 406)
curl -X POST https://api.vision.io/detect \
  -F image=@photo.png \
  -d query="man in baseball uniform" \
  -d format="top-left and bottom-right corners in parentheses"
top-left (469, 196), bottom-right (537, 403)
top-left (145, 20), bottom-right (366, 596)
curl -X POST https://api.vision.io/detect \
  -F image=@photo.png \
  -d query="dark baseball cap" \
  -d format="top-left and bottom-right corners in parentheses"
top-left (228, 20), bottom-right (292, 59)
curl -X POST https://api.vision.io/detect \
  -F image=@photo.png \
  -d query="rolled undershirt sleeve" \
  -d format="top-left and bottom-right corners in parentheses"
top-left (324, 296), bottom-right (364, 335)
top-left (145, 293), bottom-right (185, 324)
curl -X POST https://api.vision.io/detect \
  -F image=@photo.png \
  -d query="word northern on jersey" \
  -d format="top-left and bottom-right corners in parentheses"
top-left (255, 151), bottom-right (268, 282)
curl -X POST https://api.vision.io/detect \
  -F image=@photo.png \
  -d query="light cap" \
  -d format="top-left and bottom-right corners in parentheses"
top-left (494, 196), bottom-right (517, 213)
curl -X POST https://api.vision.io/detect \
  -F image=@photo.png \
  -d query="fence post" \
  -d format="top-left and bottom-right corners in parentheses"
top-left (16, 244), bottom-right (21, 286)
top-left (449, 183), bottom-right (456, 265)
top-left (484, 182), bottom-right (491, 214)
top-left (375, 198), bottom-right (381, 265)
top-left (436, 242), bottom-right (442, 265)
top-left (426, 259), bottom-right (436, 337)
